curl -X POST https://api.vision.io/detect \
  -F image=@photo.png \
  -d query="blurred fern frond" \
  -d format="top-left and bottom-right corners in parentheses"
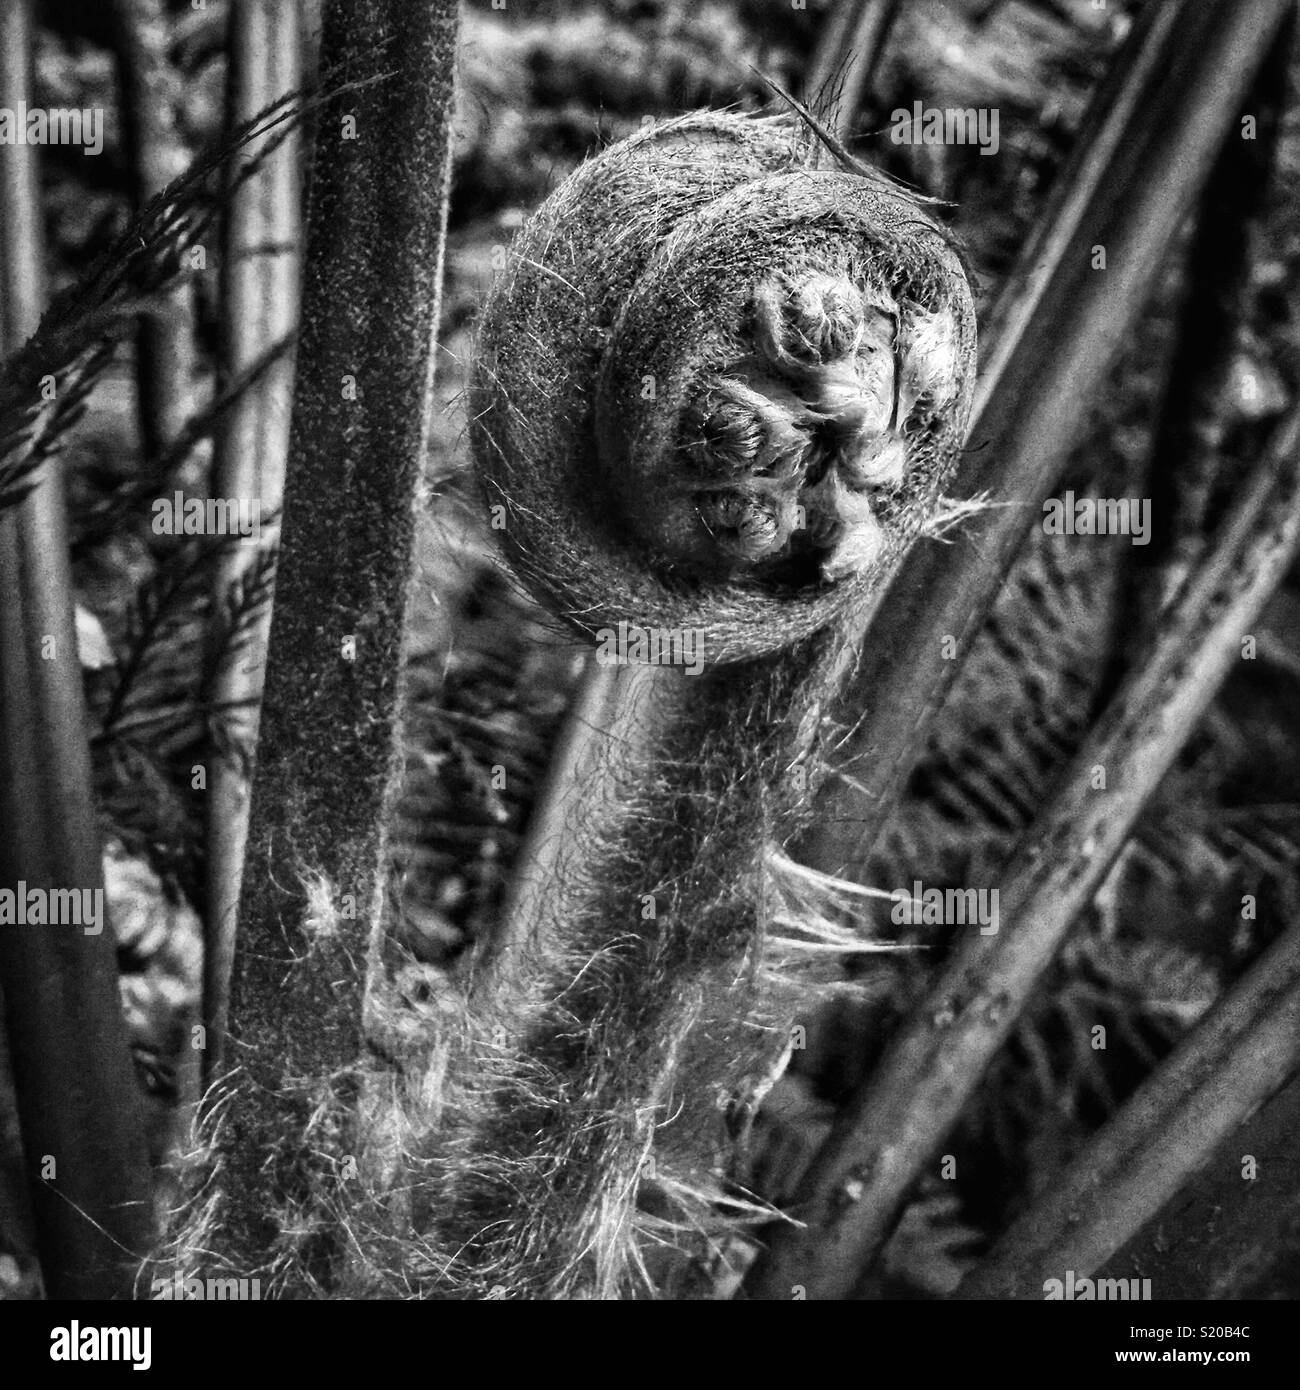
top-left (70, 335), bottom-right (293, 555)
top-left (0, 90), bottom-right (302, 509)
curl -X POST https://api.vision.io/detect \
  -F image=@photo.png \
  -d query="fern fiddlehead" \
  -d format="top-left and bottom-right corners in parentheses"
top-left (416, 110), bottom-right (977, 1298)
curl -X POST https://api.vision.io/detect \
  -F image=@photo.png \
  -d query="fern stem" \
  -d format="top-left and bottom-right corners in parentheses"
top-left (204, 0), bottom-right (460, 1290)
top-left (203, 0), bottom-right (303, 1089)
top-left (957, 924), bottom-right (1300, 1299)
top-left (1140, 11), bottom-right (1292, 614)
top-left (1096, 1072), bottom-right (1300, 1299)
top-left (0, 0), bottom-right (155, 1299)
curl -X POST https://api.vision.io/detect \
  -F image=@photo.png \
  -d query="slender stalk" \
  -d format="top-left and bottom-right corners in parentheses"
top-left (0, 0), bottom-right (154, 1299)
top-left (1140, 12), bottom-right (1292, 612)
top-left (801, 0), bottom-right (1294, 882)
top-left (206, 0), bottom-right (459, 1288)
top-left (489, 660), bottom-right (646, 987)
top-left (743, 397), bottom-right (1300, 1299)
top-left (957, 927), bottom-right (1300, 1299)
top-left (107, 0), bottom-right (196, 457)
top-left (0, 984), bottom-right (39, 1298)
top-left (203, 0), bottom-right (303, 1088)
top-left (1095, 1073), bottom-right (1300, 1300)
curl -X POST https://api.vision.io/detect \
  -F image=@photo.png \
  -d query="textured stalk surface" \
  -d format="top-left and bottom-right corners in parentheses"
top-left (205, 0), bottom-right (459, 1291)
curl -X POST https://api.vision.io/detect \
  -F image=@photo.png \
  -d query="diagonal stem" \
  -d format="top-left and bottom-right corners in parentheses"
top-left (801, 0), bottom-right (1294, 883)
top-left (956, 923), bottom-right (1300, 1299)
top-left (1093, 1072), bottom-right (1300, 1300)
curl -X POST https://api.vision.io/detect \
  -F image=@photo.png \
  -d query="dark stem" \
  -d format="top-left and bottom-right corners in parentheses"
top-left (205, 0), bottom-right (460, 1290)
top-left (0, 0), bottom-right (155, 1300)
top-left (957, 922), bottom-right (1300, 1299)
top-left (1096, 1072), bottom-right (1300, 1299)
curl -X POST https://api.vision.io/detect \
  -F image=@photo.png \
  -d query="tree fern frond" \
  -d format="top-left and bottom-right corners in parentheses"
top-left (0, 89), bottom-right (309, 512)
top-left (71, 335), bottom-right (293, 553)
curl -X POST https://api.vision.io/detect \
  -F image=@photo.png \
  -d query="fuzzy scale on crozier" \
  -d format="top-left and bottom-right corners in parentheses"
top-left (414, 110), bottom-right (978, 1298)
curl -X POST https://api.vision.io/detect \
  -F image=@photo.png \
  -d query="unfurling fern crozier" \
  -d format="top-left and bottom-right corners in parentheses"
top-left (440, 110), bottom-right (977, 1298)
top-left (473, 111), bottom-right (975, 659)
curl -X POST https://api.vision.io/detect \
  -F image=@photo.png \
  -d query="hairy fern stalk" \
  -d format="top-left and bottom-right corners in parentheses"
top-left (369, 110), bottom-right (978, 1300)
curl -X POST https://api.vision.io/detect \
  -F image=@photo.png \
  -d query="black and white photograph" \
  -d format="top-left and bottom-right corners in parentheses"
top-left (0, 0), bottom-right (1296, 1357)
